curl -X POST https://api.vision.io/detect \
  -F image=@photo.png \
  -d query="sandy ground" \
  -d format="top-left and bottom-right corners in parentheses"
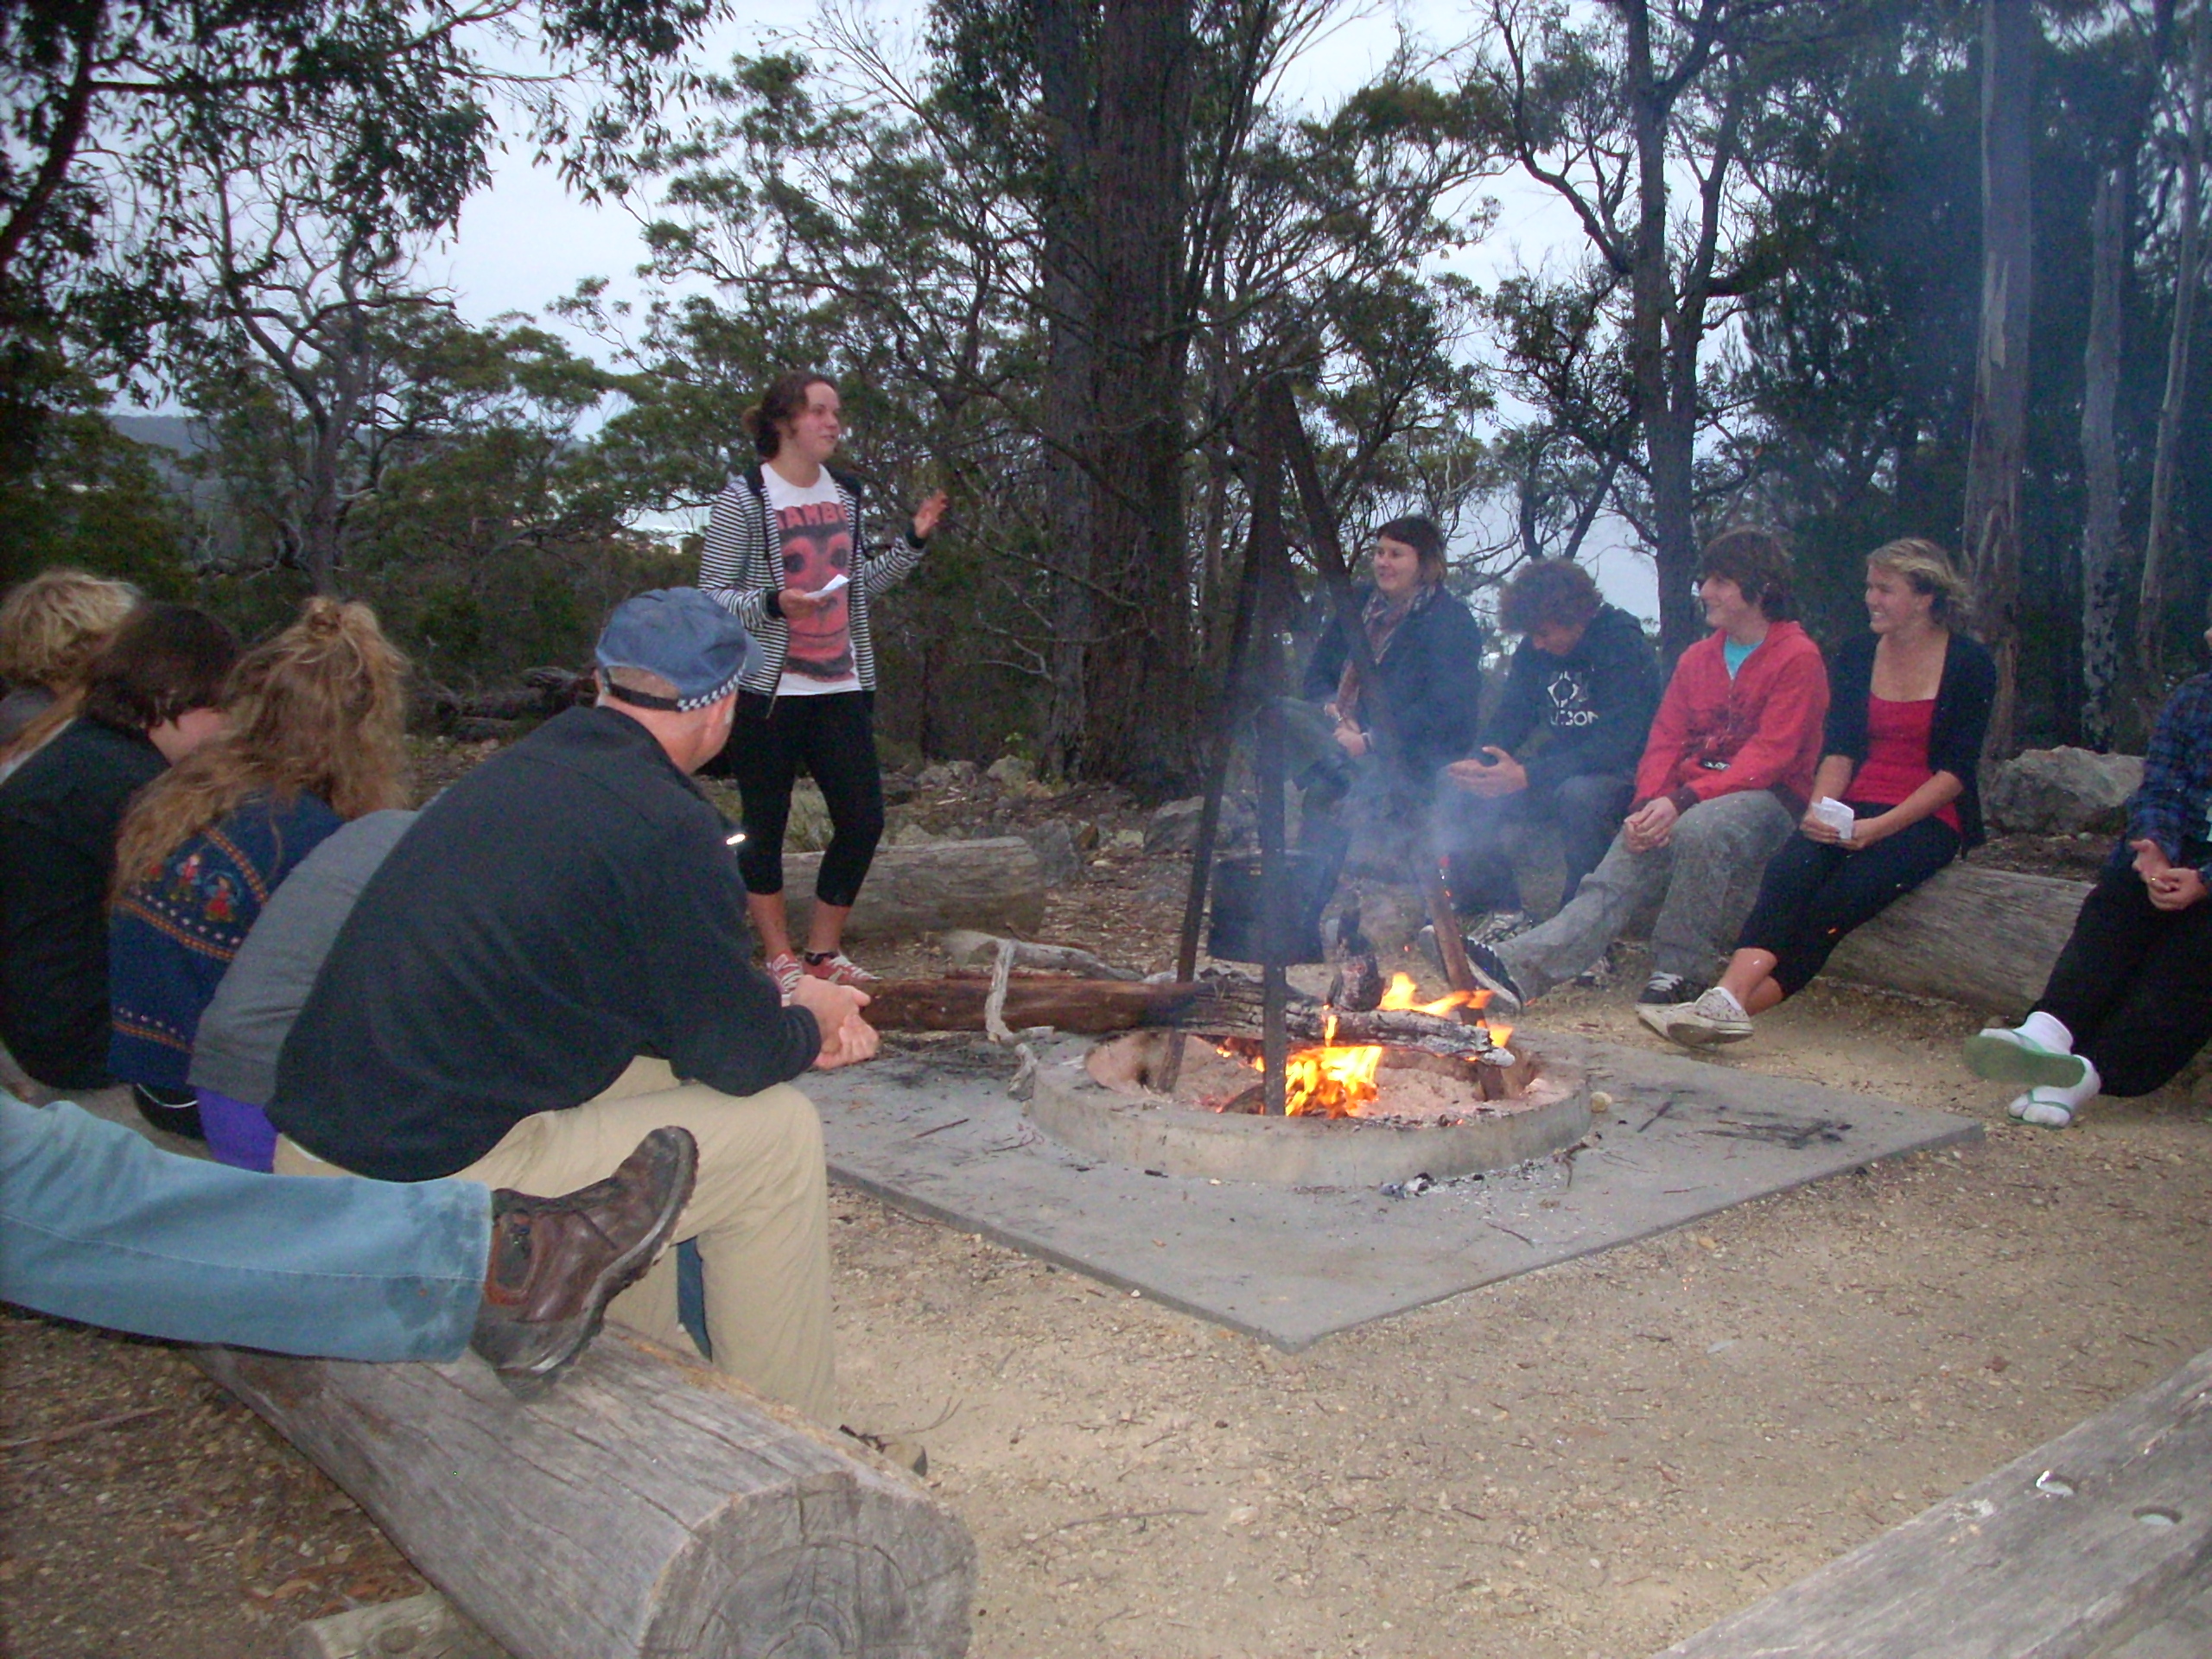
top-left (5, 820), bottom-right (2209, 1659)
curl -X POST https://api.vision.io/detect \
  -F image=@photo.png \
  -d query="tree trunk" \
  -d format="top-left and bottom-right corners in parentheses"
top-left (1961, 0), bottom-right (2037, 758)
top-left (1620, 0), bottom-right (1704, 664)
top-left (2080, 166), bottom-right (2128, 750)
top-left (1072, 0), bottom-right (1198, 795)
top-left (1034, 0), bottom-right (1097, 778)
top-left (2138, 0), bottom-right (2208, 690)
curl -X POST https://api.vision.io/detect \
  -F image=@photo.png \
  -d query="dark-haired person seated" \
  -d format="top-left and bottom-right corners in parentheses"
top-left (1287, 515), bottom-right (1485, 929)
top-left (0, 605), bottom-right (238, 1111)
top-left (1961, 667), bottom-right (2212, 1128)
top-left (105, 599), bottom-right (410, 1167)
top-left (1446, 529), bottom-right (1829, 1014)
top-left (1440, 559), bottom-right (1661, 945)
top-left (2, 1090), bottom-right (694, 1387)
top-left (267, 588), bottom-right (877, 1426)
top-left (1647, 540), bottom-right (1994, 1046)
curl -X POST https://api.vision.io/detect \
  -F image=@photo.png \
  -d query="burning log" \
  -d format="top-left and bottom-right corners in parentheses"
top-left (865, 976), bottom-right (1249, 1034)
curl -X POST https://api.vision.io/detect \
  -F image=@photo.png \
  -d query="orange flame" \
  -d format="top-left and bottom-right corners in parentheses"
top-left (1238, 973), bottom-right (1513, 1117)
top-left (1376, 971), bottom-right (1491, 1016)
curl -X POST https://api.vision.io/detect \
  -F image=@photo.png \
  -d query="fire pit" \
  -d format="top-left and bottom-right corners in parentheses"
top-left (1026, 976), bottom-right (1589, 1187)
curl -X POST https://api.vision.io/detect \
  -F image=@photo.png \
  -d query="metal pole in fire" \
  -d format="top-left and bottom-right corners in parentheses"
top-left (1249, 418), bottom-right (1294, 1116)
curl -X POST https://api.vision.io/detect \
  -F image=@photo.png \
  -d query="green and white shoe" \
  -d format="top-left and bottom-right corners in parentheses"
top-left (1962, 1027), bottom-right (2092, 1092)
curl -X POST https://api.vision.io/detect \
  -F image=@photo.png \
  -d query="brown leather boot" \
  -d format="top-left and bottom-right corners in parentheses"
top-left (469, 1127), bottom-right (697, 1389)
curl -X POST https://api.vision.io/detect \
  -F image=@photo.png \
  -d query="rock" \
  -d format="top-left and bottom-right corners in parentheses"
top-left (1144, 794), bottom-right (1257, 854)
top-left (1020, 821), bottom-right (1084, 887)
top-left (986, 754), bottom-right (1036, 791)
top-left (1985, 747), bottom-right (2142, 836)
top-left (785, 781), bottom-right (833, 853)
top-left (1110, 828), bottom-right (1146, 852)
top-left (880, 772), bottom-right (918, 806)
top-left (918, 759), bottom-right (980, 790)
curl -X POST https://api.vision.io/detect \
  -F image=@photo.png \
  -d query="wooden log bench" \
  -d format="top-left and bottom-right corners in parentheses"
top-left (199, 1332), bottom-right (976, 1659)
top-left (1825, 862), bottom-right (2091, 1016)
top-left (1656, 1344), bottom-right (2212, 1658)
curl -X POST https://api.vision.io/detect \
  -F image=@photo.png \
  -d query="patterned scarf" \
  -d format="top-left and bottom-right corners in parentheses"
top-left (1334, 582), bottom-right (1434, 722)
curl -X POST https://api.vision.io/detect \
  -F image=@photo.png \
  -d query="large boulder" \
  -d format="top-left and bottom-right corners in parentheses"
top-left (1985, 747), bottom-right (2142, 836)
top-left (1145, 794), bottom-right (1257, 854)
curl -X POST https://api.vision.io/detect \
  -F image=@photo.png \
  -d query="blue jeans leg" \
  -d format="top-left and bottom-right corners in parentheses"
top-left (0, 1092), bottom-right (488, 1361)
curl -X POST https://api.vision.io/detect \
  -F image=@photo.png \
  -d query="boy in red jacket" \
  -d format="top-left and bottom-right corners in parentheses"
top-left (1452, 528), bottom-right (1829, 1014)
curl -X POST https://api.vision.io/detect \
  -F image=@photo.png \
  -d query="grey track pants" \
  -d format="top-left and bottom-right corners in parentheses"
top-left (1496, 789), bottom-right (1795, 1001)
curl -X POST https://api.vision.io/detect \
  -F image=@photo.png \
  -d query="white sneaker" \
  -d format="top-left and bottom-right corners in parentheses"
top-left (1643, 987), bottom-right (1753, 1048)
top-left (1962, 1027), bottom-right (2091, 1092)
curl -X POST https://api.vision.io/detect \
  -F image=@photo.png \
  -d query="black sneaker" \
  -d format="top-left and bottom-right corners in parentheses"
top-left (1637, 970), bottom-right (1702, 1007)
top-left (1415, 928), bottom-right (1526, 1020)
top-left (131, 1083), bottom-right (205, 1141)
top-left (1462, 940), bottom-right (1525, 1020)
top-left (1471, 909), bottom-right (1535, 947)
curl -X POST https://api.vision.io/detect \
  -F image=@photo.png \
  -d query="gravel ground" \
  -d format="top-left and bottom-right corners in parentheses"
top-left (5, 774), bottom-right (2207, 1658)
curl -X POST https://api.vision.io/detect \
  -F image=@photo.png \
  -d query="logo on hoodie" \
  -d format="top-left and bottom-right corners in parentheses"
top-left (1545, 667), bottom-right (1598, 729)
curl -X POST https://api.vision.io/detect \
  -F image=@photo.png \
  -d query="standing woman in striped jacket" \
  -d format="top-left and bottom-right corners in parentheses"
top-left (699, 371), bottom-right (946, 995)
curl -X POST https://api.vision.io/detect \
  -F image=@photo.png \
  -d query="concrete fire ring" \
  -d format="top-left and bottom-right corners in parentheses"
top-left (1025, 1033), bottom-right (1591, 1187)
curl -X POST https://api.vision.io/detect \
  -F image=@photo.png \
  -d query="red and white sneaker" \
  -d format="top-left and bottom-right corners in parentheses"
top-left (763, 951), bottom-right (806, 1001)
top-left (803, 950), bottom-right (880, 988)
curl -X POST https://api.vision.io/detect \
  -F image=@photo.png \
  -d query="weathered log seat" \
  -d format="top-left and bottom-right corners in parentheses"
top-left (199, 1330), bottom-right (976, 1659)
top-left (1824, 861), bottom-right (2091, 1016)
top-left (1656, 1345), bottom-right (2212, 1658)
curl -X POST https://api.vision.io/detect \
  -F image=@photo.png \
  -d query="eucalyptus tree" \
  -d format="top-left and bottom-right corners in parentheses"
top-left (1465, 0), bottom-right (1872, 661)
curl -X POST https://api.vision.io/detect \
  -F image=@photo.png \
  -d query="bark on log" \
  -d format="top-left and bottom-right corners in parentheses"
top-left (784, 838), bottom-right (1046, 944)
top-left (195, 1330), bottom-right (975, 1659)
top-left (1824, 863), bottom-right (2088, 1015)
top-left (868, 976), bottom-right (1236, 1034)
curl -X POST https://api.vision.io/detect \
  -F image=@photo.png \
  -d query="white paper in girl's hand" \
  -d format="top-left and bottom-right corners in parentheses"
top-left (812, 571), bottom-right (850, 596)
top-left (1808, 797), bottom-right (1856, 842)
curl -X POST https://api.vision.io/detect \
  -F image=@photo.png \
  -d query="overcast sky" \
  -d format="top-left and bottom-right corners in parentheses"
top-left (426, 0), bottom-right (1660, 619)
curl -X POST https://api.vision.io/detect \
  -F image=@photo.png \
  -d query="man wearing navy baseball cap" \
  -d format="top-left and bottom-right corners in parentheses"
top-left (266, 588), bottom-right (874, 1423)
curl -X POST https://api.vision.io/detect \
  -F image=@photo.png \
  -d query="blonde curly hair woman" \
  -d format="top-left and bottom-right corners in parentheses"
top-left (108, 597), bottom-right (409, 1161)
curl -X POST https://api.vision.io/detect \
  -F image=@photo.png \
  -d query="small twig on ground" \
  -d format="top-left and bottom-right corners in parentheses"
top-left (0, 1405), bottom-right (173, 1451)
top-left (1025, 1507), bottom-right (1206, 1546)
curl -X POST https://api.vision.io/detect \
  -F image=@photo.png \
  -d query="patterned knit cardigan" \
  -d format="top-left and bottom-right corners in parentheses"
top-left (696, 462), bottom-right (927, 696)
top-left (108, 792), bottom-right (343, 1090)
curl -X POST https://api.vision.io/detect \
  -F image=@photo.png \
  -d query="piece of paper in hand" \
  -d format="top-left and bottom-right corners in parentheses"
top-left (1809, 797), bottom-right (1856, 842)
top-left (813, 571), bottom-right (851, 596)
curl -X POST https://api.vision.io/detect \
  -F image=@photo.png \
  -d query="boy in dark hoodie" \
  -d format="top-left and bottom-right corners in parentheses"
top-left (1441, 560), bottom-right (1662, 938)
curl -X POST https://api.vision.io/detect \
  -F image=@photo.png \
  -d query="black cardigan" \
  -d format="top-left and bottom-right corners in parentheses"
top-left (1301, 585), bottom-right (1487, 778)
top-left (1821, 630), bottom-right (1996, 849)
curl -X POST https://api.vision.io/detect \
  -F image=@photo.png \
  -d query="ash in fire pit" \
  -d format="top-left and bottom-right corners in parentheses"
top-left (1025, 981), bottom-right (1590, 1187)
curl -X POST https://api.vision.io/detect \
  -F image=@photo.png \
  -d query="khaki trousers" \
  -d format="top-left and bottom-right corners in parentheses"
top-left (276, 1058), bottom-right (834, 1423)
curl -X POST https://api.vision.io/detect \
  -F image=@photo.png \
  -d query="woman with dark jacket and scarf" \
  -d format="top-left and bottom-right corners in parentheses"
top-left (1292, 516), bottom-right (1486, 921)
top-left (1647, 538), bottom-right (1994, 1046)
top-left (697, 370), bottom-right (946, 995)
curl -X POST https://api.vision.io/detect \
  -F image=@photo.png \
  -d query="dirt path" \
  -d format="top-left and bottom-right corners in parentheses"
top-left (6, 839), bottom-right (2209, 1658)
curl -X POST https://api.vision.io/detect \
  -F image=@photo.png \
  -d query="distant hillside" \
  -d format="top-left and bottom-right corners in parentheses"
top-left (109, 414), bottom-right (202, 456)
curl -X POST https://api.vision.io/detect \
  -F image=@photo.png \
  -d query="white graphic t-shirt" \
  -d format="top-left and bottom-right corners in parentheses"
top-left (763, 468), bottom-right (861, 696)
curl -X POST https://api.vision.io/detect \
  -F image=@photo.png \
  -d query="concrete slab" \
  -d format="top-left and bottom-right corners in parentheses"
top-left (810, 1027), bottom-right (1982, 1351)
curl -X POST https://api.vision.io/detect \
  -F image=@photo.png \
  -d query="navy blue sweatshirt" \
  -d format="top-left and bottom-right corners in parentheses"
top-left (1478, 605), bottom-right (1662, 792)
top-left (270, 707), bottom-right (817, 1180)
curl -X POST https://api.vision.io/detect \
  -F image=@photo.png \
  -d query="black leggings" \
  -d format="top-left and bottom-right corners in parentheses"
top-left (1735, 804), bottom-right (1960, 997)
top-left (2036, 845), bottom-right (2212, 1096)
top-left (720, 691), bottom-right (884, 909)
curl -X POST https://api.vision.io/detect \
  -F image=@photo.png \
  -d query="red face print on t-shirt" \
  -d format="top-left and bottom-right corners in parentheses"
top-left (778, 499), bottom-right (855, 681)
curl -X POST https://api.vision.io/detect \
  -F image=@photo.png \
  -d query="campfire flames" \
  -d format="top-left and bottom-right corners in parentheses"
top-left (1233, 974), bottom-right (1514, 1119)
